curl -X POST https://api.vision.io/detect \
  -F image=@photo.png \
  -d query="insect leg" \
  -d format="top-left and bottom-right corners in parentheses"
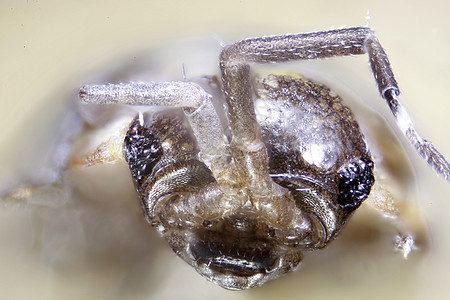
top-left (79, 82), bottom-right (229, 175)
top-left (219, 61), bottom-right (274, 196)
top-left (365, 37), bottom-right (449, 181)
top-left (220, 27), bottom-right (449, 181)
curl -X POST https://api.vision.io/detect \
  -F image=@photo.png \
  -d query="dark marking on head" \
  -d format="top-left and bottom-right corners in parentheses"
top-left (336, 159), bottom-right (374, 213)
top-left (124, 119), bottom-right (163, 184)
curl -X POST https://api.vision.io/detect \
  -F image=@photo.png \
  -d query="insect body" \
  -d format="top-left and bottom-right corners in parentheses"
top-left (3, 26), bottom-right (450, 290)
top-left (113, 74), bottom-right (374, 289)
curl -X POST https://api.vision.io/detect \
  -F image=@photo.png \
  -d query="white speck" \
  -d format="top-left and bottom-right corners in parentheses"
top-left (138, 112), bottom-right (144, 126)
top-left (394, 234), bottom-right (417, 259)
top-left (302, 143), bottom-right (333, 168)
top-left (156, 224), bottom-right (166, 234)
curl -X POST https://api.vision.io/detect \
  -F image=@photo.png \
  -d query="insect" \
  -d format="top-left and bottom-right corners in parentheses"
top-left (2, 25), bottom-right (449, 291)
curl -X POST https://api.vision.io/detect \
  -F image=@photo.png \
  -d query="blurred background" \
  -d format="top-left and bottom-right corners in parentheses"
top-left (1, 0), bottom-right (449, 299)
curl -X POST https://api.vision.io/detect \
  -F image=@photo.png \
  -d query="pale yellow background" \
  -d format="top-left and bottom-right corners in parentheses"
top-left (1, 1), bottom-right (449, 299)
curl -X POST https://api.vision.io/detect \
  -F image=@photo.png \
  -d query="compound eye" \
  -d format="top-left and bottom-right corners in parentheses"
top-left (336, 159), bottom-right (375, 213)
top-left (124, 119), bottom-right (163, 184)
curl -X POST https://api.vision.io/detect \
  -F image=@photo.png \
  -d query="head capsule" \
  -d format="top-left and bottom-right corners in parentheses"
top-left (123, 74), bottom-right (374, 289)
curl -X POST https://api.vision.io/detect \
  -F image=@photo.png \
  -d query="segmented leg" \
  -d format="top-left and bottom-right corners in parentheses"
top-left (220, 27), bottom-right (450, 182)
top-left (79, 82), bottom-right (229, 175)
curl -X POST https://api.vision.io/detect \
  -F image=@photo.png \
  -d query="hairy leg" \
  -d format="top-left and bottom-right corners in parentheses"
top-left (220, 27), bottom-right (449, 182)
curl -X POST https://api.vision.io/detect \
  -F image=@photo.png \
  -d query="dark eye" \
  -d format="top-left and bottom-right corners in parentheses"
top-left (124, 118), bottom-right (163, 184)
top-left (336, 159), bottom-right (375, 212)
